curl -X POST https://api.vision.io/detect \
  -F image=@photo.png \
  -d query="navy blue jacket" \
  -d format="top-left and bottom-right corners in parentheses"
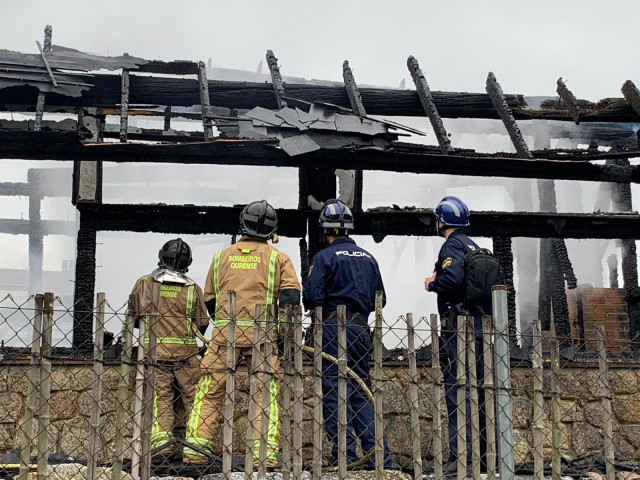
top-left (428, 230), bottom-right (479, 316)
top-left (303, 237), bottom-right (386, 318)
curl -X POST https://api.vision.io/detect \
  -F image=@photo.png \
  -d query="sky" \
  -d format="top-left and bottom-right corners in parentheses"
top-left (1, 0), bottom-right (638, 346)
top-left (1, 0), bottom-right (637, 101)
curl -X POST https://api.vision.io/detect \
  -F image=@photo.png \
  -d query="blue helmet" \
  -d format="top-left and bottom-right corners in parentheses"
top-left (319, 199), bottom-right (354, 230)
top-left (434, 196), bottom-right (470, 227)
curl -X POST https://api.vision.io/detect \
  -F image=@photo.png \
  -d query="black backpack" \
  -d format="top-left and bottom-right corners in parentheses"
top-left (454, 237), bottom-right (501, 314)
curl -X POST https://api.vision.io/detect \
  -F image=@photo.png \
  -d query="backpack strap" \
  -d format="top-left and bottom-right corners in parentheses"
top-left (451, 235), bottom-right (471, 260)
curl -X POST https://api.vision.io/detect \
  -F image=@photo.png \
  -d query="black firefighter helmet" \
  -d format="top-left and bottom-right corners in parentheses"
top-left (239, 200), bottom-right (278, 239)
top-left (158, 238), bottom-right (192, 273)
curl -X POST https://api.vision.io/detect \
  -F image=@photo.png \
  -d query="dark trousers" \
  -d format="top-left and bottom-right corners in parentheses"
top-left (321, 316), bottom-right (393, 467)
top-left (439, 313), bottom-right (487, 463)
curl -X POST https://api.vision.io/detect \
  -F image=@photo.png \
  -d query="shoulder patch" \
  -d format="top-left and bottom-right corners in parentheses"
top-left (442, 257), bottom-right (452, 269)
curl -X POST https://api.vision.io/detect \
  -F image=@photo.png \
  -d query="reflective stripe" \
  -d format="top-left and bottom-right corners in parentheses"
top-left (185, 374), bottom-right (214, 453)
top-left (252, 377), bottom-right (279, 458)
top-left (186, 284), bottom-right (195, 337)
top-left (212, 251), bottom-right (222, 304)
top-left (265, 250), bottom-right (279, 307)
top-left (151, 391), bottom-right (160, 441)
top-left (213, 317), bottom-right (260, 328)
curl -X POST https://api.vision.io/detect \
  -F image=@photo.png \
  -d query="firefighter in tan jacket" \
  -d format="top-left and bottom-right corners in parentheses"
top-left (130, 238), bottom-right (209, 461)
top-left (183, 200), bottom-right (301, 467)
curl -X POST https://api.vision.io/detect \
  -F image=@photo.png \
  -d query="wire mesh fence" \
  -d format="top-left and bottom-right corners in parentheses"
top-left (0, 288), bottom-right (639, 480)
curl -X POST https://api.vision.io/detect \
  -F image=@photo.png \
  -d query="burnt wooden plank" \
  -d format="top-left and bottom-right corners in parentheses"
top-left (1, 131), bottom-right (638, 183)
top-left (78, 203), bottom-right (640, 240)
top-left (3, 74), bottom-right (640, 122)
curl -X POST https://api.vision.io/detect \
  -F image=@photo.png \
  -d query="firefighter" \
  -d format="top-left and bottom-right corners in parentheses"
top-left (424, 196), bottom-right (487, 474)
top-left (183, 200), bottom-right (301, 468)
top-left (302, 199), bottom-right (396, 469)
top-left (129, 238), bottom-right (209, 462)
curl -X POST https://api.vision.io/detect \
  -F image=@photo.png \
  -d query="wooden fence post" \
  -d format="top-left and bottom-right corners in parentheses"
top-left (36, 292), bottom-right (53, 480)
top-left (312, 307), bottom-right (324, 480)
top-left (87, 292), bottom-right (106, 480)
top-left (18, 294), bottom-right (43, 480)
top-left (244, 305), bottom-right (264, 480)
top-left (222, 291), bottom-right (237, 480)
top-left (429, 313), bottom-right (443, 480)
top-left (406, 313), bottom-right (423, 480)
top-left (111, 294), bottom-right (136, 480)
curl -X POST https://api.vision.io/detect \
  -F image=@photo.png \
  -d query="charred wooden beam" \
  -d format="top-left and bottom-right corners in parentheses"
top-left (1, 131), bottom-right (639, 184)
top-left (119, 70), bottom-right (130, 143)
top-left (34, 25), bottom-right (53, 132)
top-left (197, 61), bottom-right (214, 141)
top-left (486, 72), bottom-right (532, 159)
top-left (136, 60), bottom-right (198, 75)
top-left (76, 203), bottom-right (640, 240)
top-left (343, 61), bottom-right (366, 116)
top-left (79, 204), bottom-right (307, 237)
top-left (73, 209), bottom-right (96, 355)
top-left (266, 50), bottom-right (287, 109)
top-left (556, 78), bottom-right (580, 124)
top-left (341, 60), bottom-right (364, 212)
top-left (3, 74), bottom-right (640, 122)
top-left (622, 80), bottom-right (640, 117)
top-left (407, 56), bottom-right (452, 153)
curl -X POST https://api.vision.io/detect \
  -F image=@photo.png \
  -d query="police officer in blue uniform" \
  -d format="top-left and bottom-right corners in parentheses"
top-left (303, 199), bottom-right (395, 469)
top-left (424, 196), bottom-right (487, 474)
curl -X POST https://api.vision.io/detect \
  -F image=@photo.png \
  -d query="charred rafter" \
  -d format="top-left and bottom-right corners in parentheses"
top-left (1, 131), bottom-right (639, 184)
top-left (3, 75), bottom-right (640, 123)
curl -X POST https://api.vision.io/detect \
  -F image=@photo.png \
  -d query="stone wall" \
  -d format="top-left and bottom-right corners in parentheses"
top-left (2, 361), bottom-right (639, 466)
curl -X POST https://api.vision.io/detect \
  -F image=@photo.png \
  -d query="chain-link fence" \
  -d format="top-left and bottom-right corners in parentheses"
top-left (0, 288), bottom-right (638, 480)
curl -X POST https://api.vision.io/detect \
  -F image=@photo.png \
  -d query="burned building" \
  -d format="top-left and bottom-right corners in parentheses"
top-left (1, 25), bottom-right (640, 357)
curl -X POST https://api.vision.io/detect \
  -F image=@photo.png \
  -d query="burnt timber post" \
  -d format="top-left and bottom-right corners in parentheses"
top-left (618, 81), bottom-right (640, 344)
top-left (72, 109), bottom-right (103, 354)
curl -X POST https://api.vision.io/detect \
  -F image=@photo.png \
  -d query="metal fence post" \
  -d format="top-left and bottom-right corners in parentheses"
top-left (492, 285), bottom-right (514, 480)
top-left (87, 292), bottom-right (106, 480)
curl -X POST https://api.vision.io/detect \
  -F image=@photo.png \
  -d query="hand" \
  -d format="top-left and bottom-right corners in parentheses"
top-left (424, 272), bottom-right (437, 291)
